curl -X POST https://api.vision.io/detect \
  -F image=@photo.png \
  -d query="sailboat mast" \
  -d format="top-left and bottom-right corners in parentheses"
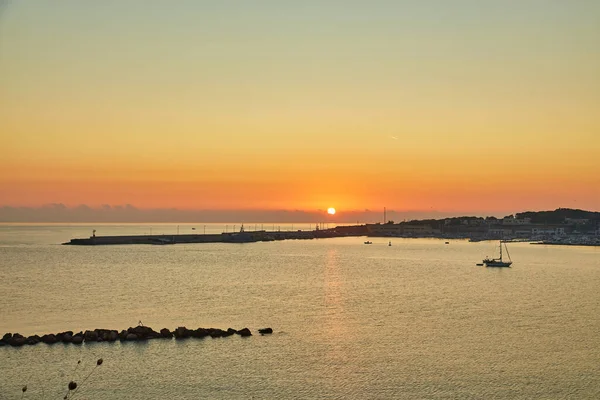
top-left (504, 241), bottom-right (512, 261)
top-left (499, 240), bottom-right (502, 261)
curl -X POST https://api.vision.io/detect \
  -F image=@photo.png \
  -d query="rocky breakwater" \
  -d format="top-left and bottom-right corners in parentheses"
top-left (0, 325), bottom-right (273, 347)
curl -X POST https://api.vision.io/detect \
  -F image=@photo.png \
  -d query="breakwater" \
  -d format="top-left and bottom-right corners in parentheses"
top-left (63, 226), bottom-right (369, 245)
top-left (0, 325), bottom-right (274, 347)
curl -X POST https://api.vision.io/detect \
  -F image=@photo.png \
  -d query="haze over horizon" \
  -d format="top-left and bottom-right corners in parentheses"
top-left (0, 203), bottom-right (597, 224)
top-left (1, 1), bottom-right (599, 213)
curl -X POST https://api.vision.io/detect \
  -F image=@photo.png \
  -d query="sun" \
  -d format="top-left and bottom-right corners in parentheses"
top-left (327, 207), bottom-right (336, 215)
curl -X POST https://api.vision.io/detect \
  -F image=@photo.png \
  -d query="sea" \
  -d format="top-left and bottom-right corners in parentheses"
top-left (1, 223), bottom-right (599, 399)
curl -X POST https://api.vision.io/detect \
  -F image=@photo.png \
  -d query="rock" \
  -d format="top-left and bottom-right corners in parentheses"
top-left (56, 331), bottom-right (73, 343)
top-left (191, 328), bottom-right (209, 338)
top-left (10, 334), bottom-right (27, 346)
top-left (160, 328), bottom-right (173, 338)
top-left (72, 335), bottom-right (84, 344)
top-left (41, 334), bottom-right (58, 344)
top-left (84, 330), bottom-right (98, 341)
top-left (209, 328), bottom-right (226, 338)
top-left (222, 328), bottom-right (236, 337)
top-left (131, 325), bottom-right (158, 338)
top-left (1, 323), bottom-right (263, 347)
top-left (95, 329), bottom-right (111, 341)
top-left (26, 335), bottom-right (41, 345)
top-left (174, 326), bottom-right (191, 339)
top-left (236, 328), bottom-right (252, 337)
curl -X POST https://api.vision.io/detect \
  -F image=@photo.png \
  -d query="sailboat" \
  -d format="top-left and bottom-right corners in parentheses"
top-left (482, 240), bottom-right (512, 267)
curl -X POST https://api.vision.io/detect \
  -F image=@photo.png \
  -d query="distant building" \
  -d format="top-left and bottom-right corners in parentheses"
top-left (366, 223), bottom-right (440, 236)
top-left (532, 227), bottom-right (563, 236)
top-left (502, 216), bottom-right (531, 225)
top-left (565, 218), bottom-right (589, 225)
top-left (402, 224), bottom-right (438, 234)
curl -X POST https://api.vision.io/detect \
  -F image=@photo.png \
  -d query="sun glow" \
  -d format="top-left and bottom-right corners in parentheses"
top-left (327, 207), bottom-right (336, 215)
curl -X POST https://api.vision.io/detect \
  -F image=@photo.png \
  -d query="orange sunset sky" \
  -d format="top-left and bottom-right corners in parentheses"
top-left (1, 1), bottom-right (599, 218)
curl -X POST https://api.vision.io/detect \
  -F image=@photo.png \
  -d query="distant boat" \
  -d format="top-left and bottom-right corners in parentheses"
top-left (482, 240), bottom-right (512, 267)
top-left (364, 241), bottom-right (372, 245)
top-left (445, 241), bottom-right (449, 245)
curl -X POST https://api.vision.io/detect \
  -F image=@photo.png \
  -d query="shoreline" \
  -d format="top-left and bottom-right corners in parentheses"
top-left (62, 228), bottom-right (600, 247)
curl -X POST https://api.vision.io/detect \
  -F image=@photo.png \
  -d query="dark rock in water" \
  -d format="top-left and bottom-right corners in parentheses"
top-left (236, 328), bottom-right (252, 337)
top-left (93, 329), bottom-right (117, 342)
top-left (174, 326), bottom-right (191, 339)
top-left (191, 328), bottom-right (208, 339)
top-left (10, 333), bottom-right (27, 346)
top-left (72, 335), bottom-right (84, 344)
top-left (127, 327), bottom-right (150, 340)
top-left (209, 328), bottom-right (226, 338)
top-left (132, 326), bottom-right (161, 339)
top-left (26, 335), bottom-right (41, 345)
top-left (160, 328), bottom-right (172, 338)
top-left (56, 331), bottom-right (73, 343)
top-left (3, 323), bottom-right (262, 347)
top-left (84, 330), bottom-right (98, 341)
top-left (95, 329), bottom-right (109, 341)
top-left (222, 328), bottom-right (236, 337)
top-left (41, 334), bottom-right (57, 344)
top-left (133, 325), bottom-right (153, 335)
top-left (107, 330), bottom-right (119, 341)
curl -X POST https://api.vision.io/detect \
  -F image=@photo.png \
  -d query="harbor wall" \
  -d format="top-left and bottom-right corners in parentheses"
top-left (63, 227), bottom-right (367, 245)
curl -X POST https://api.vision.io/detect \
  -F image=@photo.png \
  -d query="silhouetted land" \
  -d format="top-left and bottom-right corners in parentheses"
top-left (63, 208), bottom-right (599, 246)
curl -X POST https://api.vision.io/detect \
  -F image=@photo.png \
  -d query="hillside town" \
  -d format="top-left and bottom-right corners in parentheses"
top-left (364, 208), bottom-right (600, 245)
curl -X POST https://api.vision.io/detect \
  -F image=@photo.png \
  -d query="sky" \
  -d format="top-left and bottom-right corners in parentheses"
top-left (1, 0), bottom-right (599, 220)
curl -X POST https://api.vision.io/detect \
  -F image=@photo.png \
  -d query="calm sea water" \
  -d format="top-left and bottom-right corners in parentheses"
top-left (1, 224), bottom-right (599, 399)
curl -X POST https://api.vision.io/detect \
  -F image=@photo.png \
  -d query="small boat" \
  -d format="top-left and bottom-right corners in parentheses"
top-left (445, 241), bottom-right (449, 245)
top-left (364, 241), bottom-right (372, 244)
top-left (482, 240), bottom-right (512, 267)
